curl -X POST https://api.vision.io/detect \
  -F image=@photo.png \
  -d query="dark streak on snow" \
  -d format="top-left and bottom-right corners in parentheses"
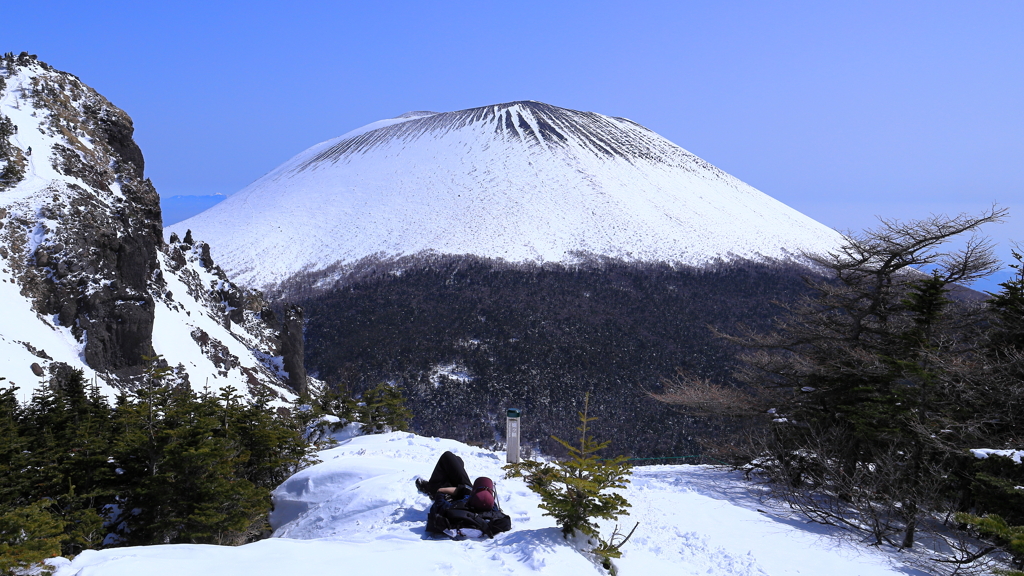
top-left (294, 101), bottom-right (729, 179)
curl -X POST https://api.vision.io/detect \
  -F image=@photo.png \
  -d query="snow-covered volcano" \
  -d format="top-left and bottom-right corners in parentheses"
top-left (171, 101), bottom-right (842, 289)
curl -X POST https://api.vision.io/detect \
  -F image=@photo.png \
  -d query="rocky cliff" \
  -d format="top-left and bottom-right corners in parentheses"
top-left (0, 52), bottom-right (305, 399)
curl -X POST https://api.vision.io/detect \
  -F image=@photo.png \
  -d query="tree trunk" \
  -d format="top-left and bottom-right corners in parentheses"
top-left (901, 511), bottom-right (916, 549)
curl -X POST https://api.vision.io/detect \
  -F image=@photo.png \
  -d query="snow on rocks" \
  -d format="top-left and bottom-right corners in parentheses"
top-left (149, 247), bottom-right (296, 404)
top-left (0, 56), bottom-right (297, 402)
top-left (0, 252), bottom-right (100, 397)
top-left (0, 221), bottom-right (296, 402)
top-left (53, 432), bottom-right (915, 576)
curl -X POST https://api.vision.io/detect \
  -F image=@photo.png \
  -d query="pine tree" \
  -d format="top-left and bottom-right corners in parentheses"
top-left (56, 484), bottom-right (104, 556)
top-left (0, 380), bottom-right (29, 509)
top-left (956, 512), bottom-right (1024, 575)
top-left (16, 366), bottom-right (115, 555)
top-left (1, 356), bottom-right (315, 550)
top-left (970, 454), bottom-right (1024, 527)
top-left (109, 357), bottom-right (303, 545)
top-left (358, 383), bottom-right (412, 433)
top-left (315, 383), bottom-right (360, 426)
top-left (0, 501), bottom-right (64, 575)
top-left (984, 248), bottom-right (1024, 442)
top-left (653, 210), bottom-right (1006, 549)
top-left (158, 393), bottom-right (265, 546)
top-left (230, 384), bottom-right (313, 491)
top-left (506, 393), bottom-right (635, 571)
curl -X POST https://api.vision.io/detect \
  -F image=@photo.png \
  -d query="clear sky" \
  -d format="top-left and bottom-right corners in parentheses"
top-left (5, 0), bottom-right (1022, 290)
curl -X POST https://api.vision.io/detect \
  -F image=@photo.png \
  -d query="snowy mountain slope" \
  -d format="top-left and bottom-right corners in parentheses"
top-left (148, 238), bottom-right (298, 401)
top-left (0, 240), bottom-right (294, 402)
top-left (0, 259), bottom-right (95, 397)
top-left (170, 101), bottom-right (844, 289)
top-left (0, 54), bottom-right (298, 401)
top-left (50, 432), bottom-right (919, 576)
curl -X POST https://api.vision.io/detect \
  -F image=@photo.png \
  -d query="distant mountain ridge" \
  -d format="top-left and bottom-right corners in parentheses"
top-left (170, 101), bottom-right (842, 289)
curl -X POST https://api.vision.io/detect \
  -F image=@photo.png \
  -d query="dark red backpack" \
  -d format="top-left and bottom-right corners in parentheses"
top-left (425, 477), bottom-right (511, 538)
top-left (467, 477), bottom-right (495, 512)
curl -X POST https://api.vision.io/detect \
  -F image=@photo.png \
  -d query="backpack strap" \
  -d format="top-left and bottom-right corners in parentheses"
top-left (443, 507), bottom-right (489, 533)
top-left (425, 495), bottom-right (453, 534)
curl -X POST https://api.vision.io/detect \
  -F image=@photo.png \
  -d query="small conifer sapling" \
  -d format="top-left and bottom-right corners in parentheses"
top-left (505, 393), bottom-right (637, 573)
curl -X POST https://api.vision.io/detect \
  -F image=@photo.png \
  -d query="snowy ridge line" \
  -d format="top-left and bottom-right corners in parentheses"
top-left (295, 101), bottom-right (695, 171)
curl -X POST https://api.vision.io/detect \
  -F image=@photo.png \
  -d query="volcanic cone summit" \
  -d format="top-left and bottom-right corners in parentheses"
top-left (170, 101), bottom-right (841, 288)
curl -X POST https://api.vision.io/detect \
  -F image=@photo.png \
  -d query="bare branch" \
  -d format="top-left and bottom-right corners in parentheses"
top-left (648, 369), bottom-right (767, 416)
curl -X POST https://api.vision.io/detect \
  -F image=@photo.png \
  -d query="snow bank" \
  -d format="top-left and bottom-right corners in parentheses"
top-left (52, 432), bottom-right (917, 576)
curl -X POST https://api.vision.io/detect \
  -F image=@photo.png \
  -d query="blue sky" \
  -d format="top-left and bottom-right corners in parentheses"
top-left (5, 1), bottom-right (1023, 289)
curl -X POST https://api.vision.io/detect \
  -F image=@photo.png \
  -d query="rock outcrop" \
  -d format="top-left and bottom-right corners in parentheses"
top-left (0, 54), bottom-right (305, 399)
top-left (0, 53), bottom-right (161, 376)
top-left (280, 305), bottom-right (307, 397)
top-left (161, 232), bottom-right (309, 396)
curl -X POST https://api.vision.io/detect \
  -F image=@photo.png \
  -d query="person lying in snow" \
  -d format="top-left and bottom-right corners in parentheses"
top-left (416, 451), bottom-right (512, 538)
top-left (416, 451), bottom-right (487, 502)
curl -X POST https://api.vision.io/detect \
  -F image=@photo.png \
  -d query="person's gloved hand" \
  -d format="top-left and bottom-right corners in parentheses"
top-left (454, 484), bottom-right (473, 499)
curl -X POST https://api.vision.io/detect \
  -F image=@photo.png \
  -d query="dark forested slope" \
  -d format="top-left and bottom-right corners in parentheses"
top-left (291, 256), bottom-right (816, 458)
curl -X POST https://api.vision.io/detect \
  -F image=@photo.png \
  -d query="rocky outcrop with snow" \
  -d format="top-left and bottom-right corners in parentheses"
top-left (171, 101), bottom-right (843, 289)
top-left (0, 53), bottom-right (299, 400)
top-left (1, 52), bottom-right (162, 376)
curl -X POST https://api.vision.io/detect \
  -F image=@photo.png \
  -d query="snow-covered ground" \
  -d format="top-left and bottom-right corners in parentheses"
top-left (171, 101), bottom-right (844, 289)
top-left (52, 432), bottom-right (924, 576)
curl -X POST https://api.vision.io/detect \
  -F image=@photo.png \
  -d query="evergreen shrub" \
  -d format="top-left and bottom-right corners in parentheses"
top-left (956, 512), bottom-right (1024, 575)
top-left (505, 393), bottom-right (636, 572)
top-left (0, 357), bottom-right (315, 558)
top-left (0, 501), bottom-right (64, 575)
top-left (358, 382), bottom-right (412, 433)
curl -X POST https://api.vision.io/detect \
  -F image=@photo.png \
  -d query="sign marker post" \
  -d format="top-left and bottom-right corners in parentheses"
top-left (506, 408), bottom-right (522, 464)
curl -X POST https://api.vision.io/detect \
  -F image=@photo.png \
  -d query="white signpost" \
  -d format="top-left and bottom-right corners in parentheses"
top-left (506, 408), bottom-right (522, 464)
